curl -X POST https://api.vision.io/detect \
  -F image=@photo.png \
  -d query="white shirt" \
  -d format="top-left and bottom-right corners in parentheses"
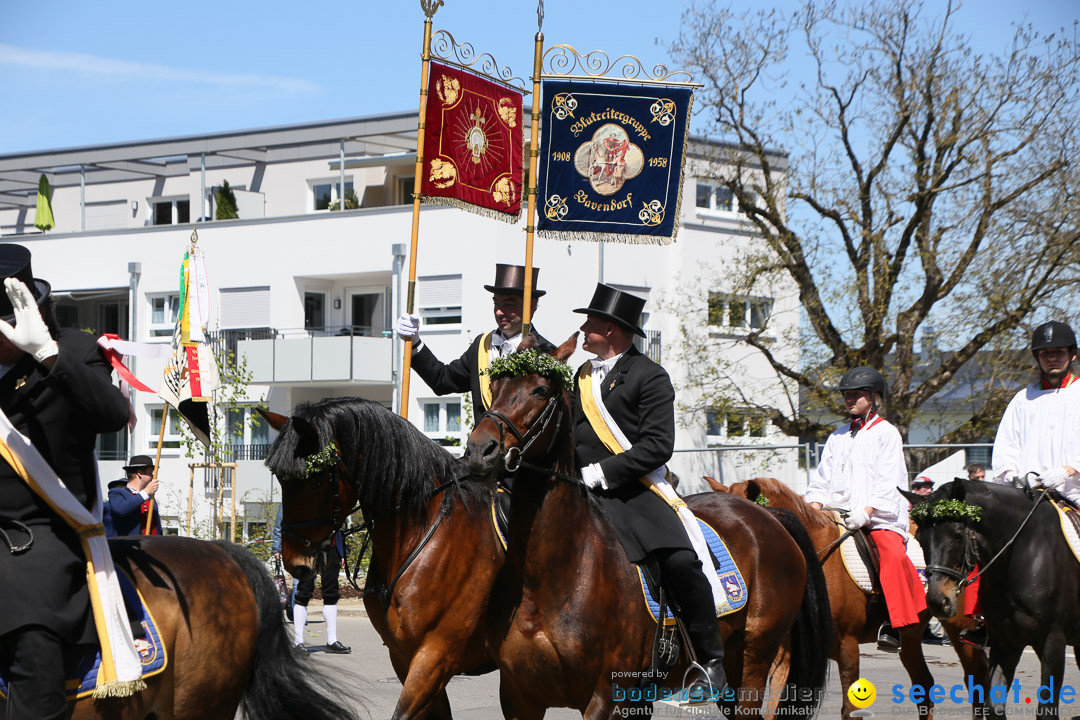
top-left (804, 414), bottom-right (910, 539)
top-left (589, 351), bottom-right (625, 385)
top-left (490, 330), bottom-right (524, 362)
top-left (991, 376), bottom-right (1080, 501)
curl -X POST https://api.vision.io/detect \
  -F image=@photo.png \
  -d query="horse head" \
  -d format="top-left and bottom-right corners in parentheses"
top-left (904, 479), bottom-right (982, 618)
top-left (464, 332), bottom-right (578, 483)
top-left (261, 406), bottom-right (359, 581)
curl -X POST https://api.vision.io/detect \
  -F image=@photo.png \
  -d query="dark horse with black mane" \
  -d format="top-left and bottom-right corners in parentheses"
top-left (262, 398), bottom-right (504, 720)
top-left (35, 537), bottom-right (358, 720)
top-left (463, 334), bottom-right (831, 719)
top-left (905, 479), bottom-right (1080, 717)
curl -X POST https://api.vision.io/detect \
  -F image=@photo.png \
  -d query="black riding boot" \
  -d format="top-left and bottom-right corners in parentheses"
top-left (660, 549), bottom-right (727, 703)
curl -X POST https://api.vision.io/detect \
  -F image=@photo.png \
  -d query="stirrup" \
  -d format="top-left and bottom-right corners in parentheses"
top-left (959, 617), bottom-right (988, 649)
top-left (876, 623), bottom-right (901, 653)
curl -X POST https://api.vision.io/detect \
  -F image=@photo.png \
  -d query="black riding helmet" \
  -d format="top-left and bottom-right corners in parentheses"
top-left (1031, 321), bottom-right (1077, 354)
top-left (836, 366), bottom-right (886, 396)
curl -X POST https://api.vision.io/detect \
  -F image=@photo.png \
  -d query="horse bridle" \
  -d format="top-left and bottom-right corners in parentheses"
top-left (479, 394), bottom-right (564, 474)
top-left (280, 454), bottom-right (358, 556)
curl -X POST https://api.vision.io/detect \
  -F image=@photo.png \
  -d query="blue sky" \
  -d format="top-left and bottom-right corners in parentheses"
top-left (1, 0), bottom-right (1076, 154)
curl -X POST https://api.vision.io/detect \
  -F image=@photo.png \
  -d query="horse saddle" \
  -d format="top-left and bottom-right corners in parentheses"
top-left (1046, 495), bottom-right (1080, 564)
top-left (0, 570), bottom-right (167, 701)
top-left (832, 513), bottom-right (928, 595)
top-left (637, 518), bottom-right (748, 625)
top-left (491, 484), bottom-right (511, 549)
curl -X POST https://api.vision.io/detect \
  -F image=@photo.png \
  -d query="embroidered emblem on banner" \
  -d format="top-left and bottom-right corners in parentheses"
top-left (537, 80), bottom-right (692, 244)
top-left (421, 61), bottom-right (524, 222)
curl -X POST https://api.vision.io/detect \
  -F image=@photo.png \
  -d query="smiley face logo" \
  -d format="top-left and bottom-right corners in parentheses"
top-left (848, 678), bottom-right (876, 708)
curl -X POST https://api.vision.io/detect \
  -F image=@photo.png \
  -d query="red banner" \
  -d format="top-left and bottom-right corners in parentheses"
top-left (421, 61), bottom-right (524, 220)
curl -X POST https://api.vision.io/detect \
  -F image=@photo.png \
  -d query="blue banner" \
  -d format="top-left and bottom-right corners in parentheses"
top-left (536, 80), bottom-right (692, 244)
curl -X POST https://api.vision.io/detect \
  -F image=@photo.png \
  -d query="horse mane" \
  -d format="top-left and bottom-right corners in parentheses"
top-left (730, 477), bottom-right (834, 530)
top-left (265, 397), bottom-right (486, 522)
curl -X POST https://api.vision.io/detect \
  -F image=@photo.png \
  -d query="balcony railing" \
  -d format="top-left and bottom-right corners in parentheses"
top-left (635, 330), bottom-right (662, 364)
top-left (223, 444), bottom-right (271, 462)
top-left (219, 326), bottom-right (395, 385)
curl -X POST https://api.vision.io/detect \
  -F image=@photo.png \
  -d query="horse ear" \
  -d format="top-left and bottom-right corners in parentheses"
top-left (257, 408), bottom-right (289, 431)
top-left (702, 475), bottom-right (725, 492)
top-left (948, 479), bottom-right (967, 501)
top-left (745, 480), bottom-right (762, 503)
top-left (290, 415), bottom-right (320, 453)
top-left (899, 487), bottom-right (925, 506)
top-left (553, 332), bottom-right (578, 363)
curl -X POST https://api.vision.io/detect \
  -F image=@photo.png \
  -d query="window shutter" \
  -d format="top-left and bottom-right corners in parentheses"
top-left (219, 287), bottom-right (271, 328)
top-left (418, 275), bottom-right (462, 307)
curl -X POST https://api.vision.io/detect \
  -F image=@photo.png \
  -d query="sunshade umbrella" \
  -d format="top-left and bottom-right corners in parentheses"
top-left (34, 174), bottom-right (54, 231)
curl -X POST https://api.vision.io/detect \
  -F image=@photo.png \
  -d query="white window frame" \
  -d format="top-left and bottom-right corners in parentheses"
top-left (148, 195), bottom-right (191, 226)
top-left (147, 405), bottom-right (185, 453)
top-left (417, 274), bottom-right (462, 334)
top-left (308, 176), bottom-right (355, 212)
top-left (695, 181), bottom-right (758, 217)
top-left (223, 405), bottom-right (271, 446)
top-left (706, 409), bottom-right (769, 445)
top-left (708, 292), bottom-right (773, 333)
top-left (148, 293), bottom-right (179, 338)
top-left (419, 398), bottom-right (464, 446)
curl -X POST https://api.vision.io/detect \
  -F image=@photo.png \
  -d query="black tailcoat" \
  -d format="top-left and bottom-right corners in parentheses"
top-left (573, 346), bottom-right (690, 563)
top-left (0, 329), bottom-right (130, 643)
top-left (411, 328), bottom-right (550, 426)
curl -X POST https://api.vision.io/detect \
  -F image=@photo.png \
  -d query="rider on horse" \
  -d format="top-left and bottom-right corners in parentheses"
top-left (0, 245), bottom-right (131, 719)
top-left (804, 366), bottom-right (927, 653)
top-left (991, 320), bottom-right (1080, 497)
top-left (396, 264), bottom-right (552, 426)
top-left (572, 283), bottom-right (728, 699)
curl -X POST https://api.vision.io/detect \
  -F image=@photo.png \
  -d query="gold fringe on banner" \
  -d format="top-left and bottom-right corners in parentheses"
top-left (421, 195), bottom-right (522, 223)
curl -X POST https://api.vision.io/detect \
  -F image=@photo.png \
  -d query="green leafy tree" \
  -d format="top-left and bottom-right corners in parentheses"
top-left (328, 188), bottom-right (359, 211)
top-left (215, 180), bottom-right (239, 220)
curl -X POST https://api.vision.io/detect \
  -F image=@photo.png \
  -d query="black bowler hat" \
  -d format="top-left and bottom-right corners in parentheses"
top-left (107, 479), bottom-right (129, 489)
top-left (574, 283), bottom-right (646, 337)
top-left (483, 263), bottom-right (546, 297)
top-left (123, 454), bottom-right (155, 472)
top-left (0, 244), bottom-right (51, 323)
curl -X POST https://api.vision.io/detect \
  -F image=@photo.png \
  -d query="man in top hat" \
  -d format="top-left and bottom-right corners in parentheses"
top-left (0, 244), bottom-right (130, 719)
top-left (396, 263), bottom-right (551, 426)
top-left (107, 455), bottom-right (163, 537)
top-left (571, 283), bottom-right (727, 700)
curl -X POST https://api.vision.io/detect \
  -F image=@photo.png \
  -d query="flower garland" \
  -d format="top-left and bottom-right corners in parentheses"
top-left (754, 495), bottom-right (770, 507)
top-left (304, 440), bottom-right (339, 477)
top-left (909, 498), bottom-right (982, 525)
top-left (483, 350), bottom-right (574, 389)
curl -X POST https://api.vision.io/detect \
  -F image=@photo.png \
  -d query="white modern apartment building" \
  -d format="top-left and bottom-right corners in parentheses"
top-left (0, 112), bottom-right (798, 537)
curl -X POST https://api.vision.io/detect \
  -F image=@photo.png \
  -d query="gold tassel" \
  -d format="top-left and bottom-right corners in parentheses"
top-left (92, 678), bottom-right (148, 699)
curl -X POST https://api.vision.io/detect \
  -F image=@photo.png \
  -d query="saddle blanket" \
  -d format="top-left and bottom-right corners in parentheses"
top-left (0, 569), bottom-right (167, 700)
top-left (1048, 496), bottom-right (1080, 564)
top-left (834, 513), bottom-right (927, 594)
top-left (638, 518), bottom-right (748, 625)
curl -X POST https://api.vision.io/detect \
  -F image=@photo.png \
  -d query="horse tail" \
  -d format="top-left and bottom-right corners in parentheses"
top-left (213, 541), bottom-right (360, 720)
top-left (766, 507), bottom-right (832, 717)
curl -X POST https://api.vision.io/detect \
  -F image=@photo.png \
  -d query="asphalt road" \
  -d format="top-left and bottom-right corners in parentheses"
top-left (291, 615), bottom-right (1080, 719)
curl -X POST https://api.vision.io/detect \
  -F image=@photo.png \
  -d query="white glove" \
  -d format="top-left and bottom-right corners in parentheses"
top-left (1036, 467), bottom-right (1070, 489)
top-left (0, 278), bottom-right (58, 363)
top-left (395, 313), bottom-right (423, 351)
top-left (843, 509), bottom-right (870, 530)
top-left (581, 463), bottom-right (608, 490)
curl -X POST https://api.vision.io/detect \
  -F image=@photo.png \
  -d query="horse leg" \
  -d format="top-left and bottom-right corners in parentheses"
top-left (898, 619), bottom-right (935, 720)
top-left (988, 644), bottom-right (1024, 717)
top-left (1034, 632), bottom-right (1067, 717)
top-left (837, 634), bottom-right (862, 720)
top-left (498, 679), bottom-right (545, 720)
top-left (387, 647), bottom-right (454, 720)
top-left (941, 618), bottom-right (992, 719)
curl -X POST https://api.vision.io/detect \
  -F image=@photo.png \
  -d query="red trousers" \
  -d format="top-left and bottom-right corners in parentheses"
top-left (871, 529), bottom-right (927, 628)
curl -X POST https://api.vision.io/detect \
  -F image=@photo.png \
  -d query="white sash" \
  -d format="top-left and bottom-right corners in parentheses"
top-left (588, 375), bottom-right (731, 613)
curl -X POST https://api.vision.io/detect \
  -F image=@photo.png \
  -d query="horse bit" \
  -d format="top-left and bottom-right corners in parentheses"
top-left (480, 394), bottom-right (564, 474)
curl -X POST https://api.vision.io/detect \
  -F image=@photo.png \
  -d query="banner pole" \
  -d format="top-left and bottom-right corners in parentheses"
top-left (144, 408), bottom-right (167, 535)
top-left (399, 0), bottom-right (442, 420)
top-left (521, 23), bottom-right (544, 338)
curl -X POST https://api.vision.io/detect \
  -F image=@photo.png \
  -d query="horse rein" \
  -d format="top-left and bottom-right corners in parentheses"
top-left (480, 394), bottom-right (581, 485)
top-left (924, 489), bottom-right (1049, 587)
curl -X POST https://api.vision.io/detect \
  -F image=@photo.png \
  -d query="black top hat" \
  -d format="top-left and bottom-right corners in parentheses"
top-left (574, 283), bottom-right (646, 337)
top-left (123, 454), bottom-right (155, 472)
top-left (483, 264), bottom-right (546, 297)
top-left (0, 244), bottom-right (51, 323)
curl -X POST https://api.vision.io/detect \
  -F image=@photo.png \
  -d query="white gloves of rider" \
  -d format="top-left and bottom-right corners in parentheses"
top-left (843, 509), bottom-right (871, 531)
top-left (1036, 467), bottom-right (1070, 490)
top-left (0, 278), bottom-right (58, 364)
top-left (581, 463), bottom-right (608, 490)
top-left (395, 313), bottom-right (422, 351)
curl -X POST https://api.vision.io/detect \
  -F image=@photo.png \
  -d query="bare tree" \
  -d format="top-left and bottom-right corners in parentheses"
top-left (670, 0), bottom-right (1080, 442)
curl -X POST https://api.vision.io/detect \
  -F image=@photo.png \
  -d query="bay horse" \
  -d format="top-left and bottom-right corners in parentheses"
top-left (261, 398), bottom-right (504, 720)
top-left (905, 479), bottom-right (1080, 717)
top-left (53, 537), bottom-right (356, 719)
top-left (714, 476), bottom-right (991, 720)
top-left (463, 335), bottom-right (831, 719)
